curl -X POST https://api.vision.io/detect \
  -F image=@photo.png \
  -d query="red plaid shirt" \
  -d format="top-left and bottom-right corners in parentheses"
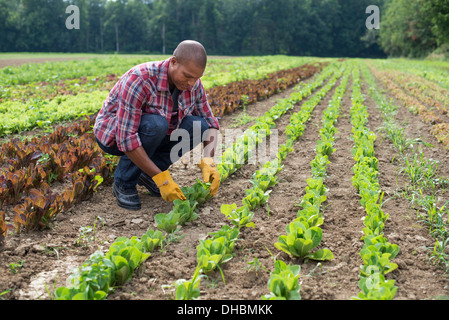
top-left (94, 57), bottom-right (220, 152)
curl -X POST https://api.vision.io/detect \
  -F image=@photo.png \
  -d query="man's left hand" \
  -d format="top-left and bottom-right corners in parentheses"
top-left (198, 157), bottom-right (220, 196)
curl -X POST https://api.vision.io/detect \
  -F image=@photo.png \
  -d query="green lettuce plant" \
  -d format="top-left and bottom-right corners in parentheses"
top-left (274, 220), bottom-right (333, 261)
top-left (262, 260), bottom-right (301, 300)
top-left (220, 203), bottom-right (255, 229)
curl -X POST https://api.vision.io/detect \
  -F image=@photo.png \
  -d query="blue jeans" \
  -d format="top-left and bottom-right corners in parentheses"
top-left (96, 114), bottom-right (210, 189)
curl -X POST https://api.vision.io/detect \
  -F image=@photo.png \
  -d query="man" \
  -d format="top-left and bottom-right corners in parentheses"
top-left (94, 40), bottom-right (220, 210)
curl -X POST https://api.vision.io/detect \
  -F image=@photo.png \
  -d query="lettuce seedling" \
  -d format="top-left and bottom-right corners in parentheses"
top-left (262, 260), bottom-right (301, 300)
top-left (274, 220), bottom-right (333, 261)
top-left (359, 245), bottom-right (398, 277)
top-left (315, 139), bottom-right (335, 156)
top-left (277, 144), bottom-right (294, 162)
top-left (242, 187), bottom-right (271, 210)
top-left (56, 251), bottom-right (114, 300)
top-left (208, 225), bottom-right (240, 255)
top-left (174, 265), bottom-right (204, 300)
top-left (155, 199), bottom-right (198, 232)
top-left (354, 274), bottom-right (397, 300)
top-left (311, 154), bottom-right (330, 178)
top-left (155, 211), bottom-right (181, 233)
top-left (106, 237), bottom-right (151, 285)
top-left (196, 236), bottom-right (234, 283)
top-left (181, 179), bottom-right (211, 206)
top-left (141, 228), bottom-right (166, 253)
top-left (220, 203), bottom-right (255, 229)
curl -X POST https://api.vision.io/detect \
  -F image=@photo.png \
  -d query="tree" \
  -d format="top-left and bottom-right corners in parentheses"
top-left (379, 0), bottom-right (437, 57)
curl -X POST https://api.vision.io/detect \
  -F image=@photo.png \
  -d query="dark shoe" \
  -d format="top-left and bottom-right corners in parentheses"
top-left (137, 172), bottom-right (161, 197)
top-left (112, 182), bottom-right (141, 210)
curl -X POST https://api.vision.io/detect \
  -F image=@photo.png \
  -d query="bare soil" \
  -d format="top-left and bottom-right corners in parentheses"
top-left (1, 67), bottom-right (449, 302)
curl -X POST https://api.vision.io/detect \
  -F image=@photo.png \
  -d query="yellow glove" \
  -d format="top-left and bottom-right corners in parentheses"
top-left (152, 170), bottom-right (186, 202)
top-left (197, 157), bottom-right (220, 196)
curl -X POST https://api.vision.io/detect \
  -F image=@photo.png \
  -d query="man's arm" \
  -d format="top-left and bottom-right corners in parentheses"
top-left (202, 128), bottom-right (218, 158)
top-left (125, 146), bottom-right (162, 177)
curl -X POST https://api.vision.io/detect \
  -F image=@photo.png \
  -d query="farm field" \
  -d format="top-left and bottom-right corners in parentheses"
top-left (0, 54), bottom-right (449, 302)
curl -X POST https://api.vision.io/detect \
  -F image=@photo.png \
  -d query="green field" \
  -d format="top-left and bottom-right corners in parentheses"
top-left (1, 54), bottom-right (449, 301)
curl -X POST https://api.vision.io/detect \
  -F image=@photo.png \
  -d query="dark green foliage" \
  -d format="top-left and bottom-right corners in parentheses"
top-left (1, 0), bottom-right (386, 57)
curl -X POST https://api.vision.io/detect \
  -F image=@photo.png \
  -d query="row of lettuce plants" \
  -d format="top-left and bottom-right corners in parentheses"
top-left (172, 63), bottom-right (345, 301)
top-left (273, 68), bottom-right (349, 262)
top-left (360, 62), bottom-right (449, 275)
top-left (47, 63), bottom-right (340, 300)
top-left (262, 66), bottom-right (350, 300)
top-left (349, 65), bottom-right (399, 300)
top-left (373, 59), bottom-right (449, 91)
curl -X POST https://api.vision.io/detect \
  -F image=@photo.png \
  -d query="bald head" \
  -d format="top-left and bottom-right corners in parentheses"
top-left (173, 40), bottom-right (207, 69)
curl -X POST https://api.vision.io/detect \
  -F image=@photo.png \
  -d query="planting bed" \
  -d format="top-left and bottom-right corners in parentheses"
top-left (0, 57), bottom-right (448, 301)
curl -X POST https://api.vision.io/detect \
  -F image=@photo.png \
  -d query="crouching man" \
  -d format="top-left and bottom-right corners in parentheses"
top-left (93, 40), bottom-right (220, 210)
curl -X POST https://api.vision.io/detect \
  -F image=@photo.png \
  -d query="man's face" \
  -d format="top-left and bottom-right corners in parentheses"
top-left (168, 57), bottom-right (205, 91)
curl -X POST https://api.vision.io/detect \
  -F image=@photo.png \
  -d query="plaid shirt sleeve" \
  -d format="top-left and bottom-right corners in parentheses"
top-left (192, 79), bottom-right (220, 130)
top-left (116, 73), bottom-right (148, 152)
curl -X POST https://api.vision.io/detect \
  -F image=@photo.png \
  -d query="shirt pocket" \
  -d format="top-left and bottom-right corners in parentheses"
top-left (144, 92), bottom-right (166, 116)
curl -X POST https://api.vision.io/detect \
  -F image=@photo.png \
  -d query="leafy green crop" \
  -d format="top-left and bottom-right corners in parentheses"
top-left (181, 179), bottom-right (212, 206)
top-left (220, 203), bottom-right (255, 229)
top-left (262, 260), bottom-right (301, 300)
top-left (155, 199), bottom-right (198, 233)
top-left (54, 229), bottom-right (163, 300)
top-left (274, 220), bottom-right (333, 261)
top-left (242, 186), bottom-right (271, 210)
top-left (173, 265), bottom-right (204, 300)
top-left (349, 65), bottom-right (399, 300)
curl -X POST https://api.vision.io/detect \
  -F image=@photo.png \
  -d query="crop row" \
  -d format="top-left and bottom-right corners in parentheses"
top-left (349, 66), bottom-right (399, 300)
top-left (370, 67), bottom-right (443, 125)
top-left (0, 55), bottom-right (315, 87)
top-left (207, 62), bottom-right (325, 117)
top-left (383, 69), bottom-right (449, 116)
top-left (264, 65), bottom-right (349, 299)
top-left (0, 74), bottom-right (118, 104)
top-left (375, 59), bottom-right (449, 91)
top-left (369, 66), bottom-right (449, 150)
top-left (0, 55), bottom-right (165, 86)
top-left (0, 56), bottom-right (315, 105)
top-left (172, 63), bottom-right (345, 300)
top-left (360, 63), bottom-right (449, 276)
top-left (46, 62), bottom-right (341, 300)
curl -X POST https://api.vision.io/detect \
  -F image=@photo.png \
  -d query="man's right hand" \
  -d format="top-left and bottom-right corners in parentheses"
top-left (152, 170), bottom-right (186, 202)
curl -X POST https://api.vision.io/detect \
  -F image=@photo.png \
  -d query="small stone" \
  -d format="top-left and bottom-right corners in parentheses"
top-left (32, 244), bottom-right (46, 253)
top-left (415, 235), bottom-right (428, 242)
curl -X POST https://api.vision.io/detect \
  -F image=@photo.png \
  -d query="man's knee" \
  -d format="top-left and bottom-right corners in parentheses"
top-left (179, 115), bottom-right (209, 138)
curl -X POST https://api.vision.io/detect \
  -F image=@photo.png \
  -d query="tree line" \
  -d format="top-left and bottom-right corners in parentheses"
top-left (0, 0), bottom-right (447, 58)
